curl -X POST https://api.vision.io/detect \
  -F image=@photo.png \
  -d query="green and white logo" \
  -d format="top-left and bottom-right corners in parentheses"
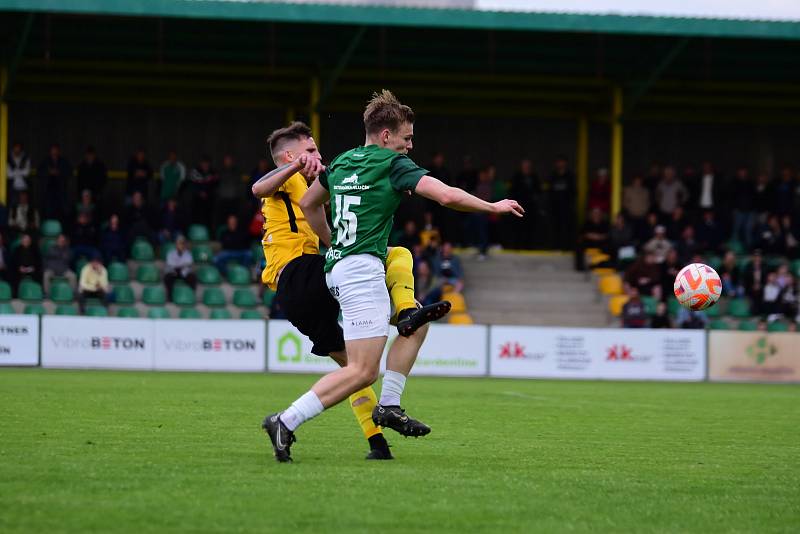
top-left (746, 336), bottom-right (777, 365)
top-left (277, 331), bottom-right (302, 363)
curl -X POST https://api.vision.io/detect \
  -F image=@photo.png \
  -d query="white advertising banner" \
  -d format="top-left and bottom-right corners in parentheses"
top-left (0, 314), bottom-right (39, 366)
top-left (41, 316), bottom-right (154, 369)
top-left (153, 319), bottom-right (266, 372)
top-left (267, 319), bottom-right (340, 373)
top-left (267, 320), bottom-right (488, 376)
top-left (490, 326), bottom-right (705, 381)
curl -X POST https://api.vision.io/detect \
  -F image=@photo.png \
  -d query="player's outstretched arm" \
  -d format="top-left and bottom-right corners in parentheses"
top-left (251, 155), bottom-right (324, 198)
top-left (299, 179), bottom-right (333, 247)
top-left (414, 175), bottom-right (524, 217)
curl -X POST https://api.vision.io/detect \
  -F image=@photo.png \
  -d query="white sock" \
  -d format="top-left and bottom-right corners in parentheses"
top-left (279, 391), bottom-right (324, 431)
top-left (379, 370), bottom-right (407, 406)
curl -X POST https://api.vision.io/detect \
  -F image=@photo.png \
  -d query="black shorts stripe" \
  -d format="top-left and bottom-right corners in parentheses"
top-left (277, 192), bottom-right (298, 233)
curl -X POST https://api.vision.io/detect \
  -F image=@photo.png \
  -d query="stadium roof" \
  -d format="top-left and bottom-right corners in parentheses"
top-left (1, 0), bottom-right (800, 40)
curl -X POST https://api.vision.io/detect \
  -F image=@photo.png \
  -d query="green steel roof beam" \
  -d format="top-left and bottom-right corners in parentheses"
top-left (622, 37), bottom-right (690, 120)
top-left (2, 11), bottom-right (33, 99)
top-left (316, 25), bottom-right (366, 113)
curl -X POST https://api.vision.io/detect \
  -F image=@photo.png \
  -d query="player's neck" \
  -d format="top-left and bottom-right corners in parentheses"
top-left (364, 135), bottom-right (382, 148)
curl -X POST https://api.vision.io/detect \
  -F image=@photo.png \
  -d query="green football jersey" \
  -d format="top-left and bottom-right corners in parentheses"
top-left (319, 144), bottom-right (427, 272)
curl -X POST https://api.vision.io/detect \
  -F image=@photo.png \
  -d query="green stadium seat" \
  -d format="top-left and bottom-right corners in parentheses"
top-left (142, 286), bottom-right (166, 306)
top-left (24, 303), bottom-right (46, 315)
top-left (136, 263), bottom-right (160, 284)
top-left (172, 284), bottom-right (196, 307)
top-left (0, 302), bottom-right (15, 314)
top-left (233, 289), bottom-right (258, 308)
top-left (197, 265), bottom-right (221, 285)
top-left (179, 308), bottom-right (203, 319)
top-left (708, 319), bottom-right (730, 330)
top-left (192, 244), bottom-right (213, 264)
top-left (41, 219), bottom-right (62, 237)
top-left (114, 285), bottom-right (136, 305)
top-left (667, 298), bottom-right (681, 317)
top-left (39, 237), bottom-right (57, 255)
top-left (738, 320), bottom-right (759, 331)
top-left (251, 242), bottom-right (264, 264)
top-left (766, 256), bottom-right (784, 271)
top-left (240, 310), bottom-right (263, 320)
top-left (0, 281), bottom-right (12, 302)
top-left (641, 296), bottom-right (658, 316)
top-left (705, 255), bottom-right (722, 272)
top-left (147, 307), bottom-right (171, 319)
top-left (188, 224), bottom-right (210, 242)
top-left (226, 264), bottom-right (251, 286)
top-left (108, 262), bottom-right (129, 283)
top-left (160, 242), bottom-right (176, 261)
top-left (726, 240), bottom-right (744, 255)
top-left (209, 308), bottom-right (232, 320)
top-left (202, 287), bottom-right (226, 307)
top-left (728, 298), bottom-right (751, 318)
top-left (736, 257), bottom-right (751, 275)
top-left (75, 257), bottom-right (89, 277)
top-left (116, 307), bottom-right (140, 318)
top-left (86, 305), bottom-right (109, 317)
top-left (55, 304), bottom-right (79, 316)
top-left (50, 281), bottom-right (74, 303)
top-left (704, 301), bottom-right (722, 318)
top-left (19, 281), bottom-right (43, 302)
top-left (131, 239), bottom-right (155, 261)
top-left (767, 321), bottom-right (790, 333)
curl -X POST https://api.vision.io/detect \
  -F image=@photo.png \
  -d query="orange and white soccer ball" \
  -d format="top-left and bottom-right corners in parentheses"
top-left (673, 263), bottom-right (722, 311)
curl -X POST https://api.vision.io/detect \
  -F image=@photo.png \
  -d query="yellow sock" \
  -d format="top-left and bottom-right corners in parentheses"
top-left (349, 386), bottom-right (382, 440)
top-left (386, 246), bottom-right (417, 319)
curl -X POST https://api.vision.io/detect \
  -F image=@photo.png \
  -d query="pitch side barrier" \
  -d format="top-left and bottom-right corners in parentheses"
top-left (1, 315), bottom-right (798, 383)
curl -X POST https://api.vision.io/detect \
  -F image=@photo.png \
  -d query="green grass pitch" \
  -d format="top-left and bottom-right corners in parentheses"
top-left (1, 369), bottom-right (798, 533)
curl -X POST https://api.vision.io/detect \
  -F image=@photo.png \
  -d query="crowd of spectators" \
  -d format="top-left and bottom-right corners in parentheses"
top-left (3, 142), bottom-right (264, 311)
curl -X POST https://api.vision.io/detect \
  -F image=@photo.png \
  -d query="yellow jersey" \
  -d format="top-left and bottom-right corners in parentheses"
top-left (260, 172), bottom-right (319, 290)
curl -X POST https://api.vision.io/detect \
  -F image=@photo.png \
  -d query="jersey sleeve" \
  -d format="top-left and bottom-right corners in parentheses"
top-left (317, 169), bottom-right (330, 191)
top-left (389, 155), bottom-right (428, 192)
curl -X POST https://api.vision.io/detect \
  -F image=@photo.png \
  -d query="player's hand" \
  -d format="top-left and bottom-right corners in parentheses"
top-left (297, 154), bottom-right (326, 179)
top-left (492, 199), bottom-right (524, 217)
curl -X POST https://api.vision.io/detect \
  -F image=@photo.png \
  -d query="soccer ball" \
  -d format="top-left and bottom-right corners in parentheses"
top-left (673, 263), bottom-right (722, 311)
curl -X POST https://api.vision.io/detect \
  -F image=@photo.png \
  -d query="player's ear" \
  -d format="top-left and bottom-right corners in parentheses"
top-left (380, 129), bottom-right (390, 145)
top-left (285, 150), bottom-right (294, 162)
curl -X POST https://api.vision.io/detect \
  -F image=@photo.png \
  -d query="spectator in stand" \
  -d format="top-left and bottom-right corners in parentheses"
top-left (621, 287), bottom-right (648, 328)
top-left (124, 191), bottom-right (156, 244)
top-left (158, 198), bottom-right (184, 244)
top-left (126, 148), bottom-right (153, 200)
top-left (660, 248), bottom-right (681, 302)
top-left (455, 155), bottom-right (479, 193)
top-left (644, 162), bottom-right (661, 195)
top-left (761, 267), bottom-right (796, 322)
top-left (419, 211), bottom-right (442, 250)
top-left (696, 210), bottom-right (725, 254)
top-left (636, 212), bottom-right (659, 244)
top-left (677, 307), bottom-right (707, 329)
top-left (665, 206), bottom-right (688, 243)
top-left (248, 157), bottom-right (271, 217)
top-left (164, 236), bottom-right (197, 301)
top-left (509, 159), bottom-right (540, 249)
top-left (37, 144), bottom-right (71, 220)
top-left (756, 215), bottom-right (785, 256)
top-left (650, 302), bottom-right (673, 329)
top-left (655, 165), bottom-right (689, 219)
top-left (11, 233), bottom-right (41, 292)
top-left (7, 141), bottom-right (30, 205)
top-left (420, 232), bottom-right (442, 270)
top-left (624, 252), bottom-right (662, 300)
top-left (216, 154), bottom-right (244, 226)
top-left (413, 260), bottom-right (442, 306)
top-left (576, 207), bottom-right (609, 271)
top-left (587, 168), bottom-right (611, 214)
top-left (71, 212), bottom-right (100, 263)
top-left (0, 234), bottom-right (9, 282)
top-left (74, 190), bottom-right (96, 226)
top-left (396, 220), bottom-right (420, 251)
top-left (77, 254), bottom-right (110, 314)
top-left (43, 233), bottom-right (76, 293)
top-left (76, 146), bottom-right (108, 203)
top-left (215, 214), bottom-right (252, 274)
top-left (730, 166), bottom-right (756, 249)
top-left (609, 213), bottom-right (636, 268)
top-left (753, 172), bottom-right (774, 226)
top-left (247, 206), bottom-right (264, 241)
top-left (773, 166), bottom-right (795, 216)
top-left (436, 242), bottom-right (464, 293)
top-left (743, 250), bottom-right (767, 314)
top-left (546, 155), bottom-right (576, 250)
top-left (467, 166), bottom-right (493, 259)
top-left (675, 225), bottom-right (701, 265)
top-left (689, 161), bottom-right (725, 218)
top-left (643, 225), bottom-right (672, 264)
top-left (188, 156), bottom-right (218, 230)
top-left (8, 191), bottom-right (40, 238)
top-left (719, 251), bottom-right (743, 298)
top-left (158, 150), bottom-right (186, 205)
top-left (100, 214), bottom-right (126, 263)
top-left (780, 215), bottom-right (799, 259)
top-left (425, 152), bottom-right (451, 222)
top-left (623, 175), bottom-right (650, 236)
